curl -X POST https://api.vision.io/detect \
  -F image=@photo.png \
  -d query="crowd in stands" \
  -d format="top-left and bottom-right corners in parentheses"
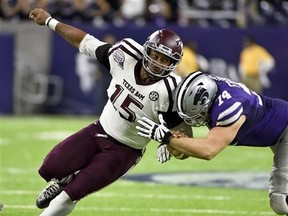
top-left (1, 0), bottom-right (288, 27)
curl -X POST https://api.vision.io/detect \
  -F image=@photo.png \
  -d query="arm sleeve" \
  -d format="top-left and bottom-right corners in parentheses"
top-left (159, 111), bottom-right (183, 129)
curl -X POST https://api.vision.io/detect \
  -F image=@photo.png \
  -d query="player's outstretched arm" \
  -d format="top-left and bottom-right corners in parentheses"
top-left (137, 114), bottom-right (246, 160)
top-left (29, 8), bottom-right (86, 49)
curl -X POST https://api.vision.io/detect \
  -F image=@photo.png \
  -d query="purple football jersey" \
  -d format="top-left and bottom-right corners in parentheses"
top-left (208, 76), bottom-right (288, 147)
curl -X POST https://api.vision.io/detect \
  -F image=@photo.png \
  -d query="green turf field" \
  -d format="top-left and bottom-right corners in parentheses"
top-left (0, 115), bottom-right (276, 215)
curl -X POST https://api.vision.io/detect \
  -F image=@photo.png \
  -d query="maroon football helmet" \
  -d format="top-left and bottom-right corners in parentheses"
top-left (143, 29), bottom-right (183, 79)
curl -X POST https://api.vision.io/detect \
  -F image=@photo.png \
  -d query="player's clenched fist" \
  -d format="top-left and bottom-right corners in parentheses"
top-left (29, 8), bottom-right (51, 25)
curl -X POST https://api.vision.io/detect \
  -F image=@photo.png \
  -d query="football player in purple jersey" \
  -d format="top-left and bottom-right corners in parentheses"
top-left (137, 71), bottom-right (288, 215)
top-left (29, 8), bottom-right (192, 216)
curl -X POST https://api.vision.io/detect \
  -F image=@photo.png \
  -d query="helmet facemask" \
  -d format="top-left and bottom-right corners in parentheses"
top-left (178, 102), bottom-right (210, 127)
top-left (143, 43), bottom-right (180, 79)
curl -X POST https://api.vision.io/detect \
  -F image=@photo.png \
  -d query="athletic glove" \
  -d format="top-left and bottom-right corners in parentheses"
top-left (156, 144), bottom-right (171, 163)
top-left (136, 114), bottom-right (173, 144)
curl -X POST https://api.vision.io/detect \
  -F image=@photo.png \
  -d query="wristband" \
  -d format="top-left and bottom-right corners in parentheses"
top-left (161, 131), bottom-right (173, 144)
top-left (45, 17), bottom-right (59, 31)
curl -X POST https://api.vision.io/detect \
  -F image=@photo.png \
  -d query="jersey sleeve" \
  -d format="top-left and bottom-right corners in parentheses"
top-left (215, 101), bottom-right (244, 126)
top-left (79, 34), bottom-right (108, 58)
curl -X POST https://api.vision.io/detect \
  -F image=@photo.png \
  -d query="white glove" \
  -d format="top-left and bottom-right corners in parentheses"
top-left (156, 144), bottom-right (171, 163)
top-left (136, 114), bottom-right (172, 144)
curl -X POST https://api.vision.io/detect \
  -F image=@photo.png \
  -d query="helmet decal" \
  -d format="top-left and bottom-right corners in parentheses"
top-left (194, 85), bottom-right (209, 106)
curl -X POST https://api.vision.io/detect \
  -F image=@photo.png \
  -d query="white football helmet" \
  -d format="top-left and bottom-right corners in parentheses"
top-left (175, 71), bottom-right (217, 127)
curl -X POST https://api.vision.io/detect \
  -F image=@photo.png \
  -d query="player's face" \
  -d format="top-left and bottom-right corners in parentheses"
top-left (147, 50), bottom-right (172, 75)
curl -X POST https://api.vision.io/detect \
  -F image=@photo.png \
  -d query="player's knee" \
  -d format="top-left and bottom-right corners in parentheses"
top-left (270, 193), bottom-right (288, 215)
top-left (38, 163), bottom-right (65, 182)
top-left (38, 164), bottom-right (54, 181)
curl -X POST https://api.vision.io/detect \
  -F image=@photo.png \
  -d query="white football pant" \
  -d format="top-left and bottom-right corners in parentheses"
top-left (269, 127), bottom-right (288, 215)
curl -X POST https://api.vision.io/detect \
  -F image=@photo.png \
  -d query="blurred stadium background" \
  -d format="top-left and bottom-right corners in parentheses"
top-left (0, 0), bottom-right (287, 215)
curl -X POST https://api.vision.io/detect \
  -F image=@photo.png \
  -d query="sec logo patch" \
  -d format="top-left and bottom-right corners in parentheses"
top-left (149, 91), bottom-right (159, 101)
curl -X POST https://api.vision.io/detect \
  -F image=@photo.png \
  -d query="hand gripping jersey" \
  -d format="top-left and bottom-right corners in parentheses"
top-left (208, 76), bottom-right (288, 147)
top-left (79, 34), bottom-right (181, 149)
